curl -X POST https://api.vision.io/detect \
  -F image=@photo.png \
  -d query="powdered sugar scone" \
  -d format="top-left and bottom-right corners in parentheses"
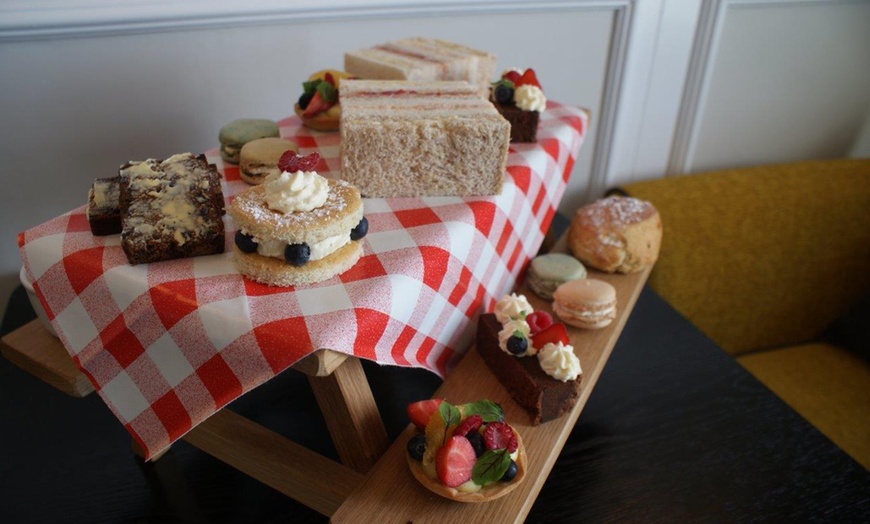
top-left (568, 196), bottom-right (662, 274)
top-left (229, 151), bottom-right (368, 286)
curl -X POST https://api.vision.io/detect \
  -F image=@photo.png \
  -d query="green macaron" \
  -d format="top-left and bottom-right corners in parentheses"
top-left (527, 253), bottom-right (587, 300)
top-left (218, 119), bottom-right (280, 164)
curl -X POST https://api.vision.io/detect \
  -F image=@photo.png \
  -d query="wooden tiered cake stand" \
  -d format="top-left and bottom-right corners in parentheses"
top-left (2, 237), bottom-right (649, 522)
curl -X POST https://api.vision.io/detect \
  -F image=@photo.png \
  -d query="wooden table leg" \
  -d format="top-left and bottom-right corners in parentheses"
top-left (306, 356), bottom-right (390, 474)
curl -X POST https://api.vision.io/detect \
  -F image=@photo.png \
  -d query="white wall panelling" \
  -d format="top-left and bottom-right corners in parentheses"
top-left (669, 0), bottom-right (870, 175)
top-left (0, 1), bottom-right (651, 322)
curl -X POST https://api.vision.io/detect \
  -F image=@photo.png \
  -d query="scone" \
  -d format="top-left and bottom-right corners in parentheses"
top-left (229, 151), bottom-right (368, 286)
top-left (239, 137), bottom-right (298, 185)
top-left (405, 399), bottom-right (526, 502)
top-left (568, 196), bottom-right (662, 273)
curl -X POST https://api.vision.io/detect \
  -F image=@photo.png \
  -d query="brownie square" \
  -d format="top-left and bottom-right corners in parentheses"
top-left (87, 177), bottom-right (122, 236)
top-left (494, 103), bottom-right (540, 143)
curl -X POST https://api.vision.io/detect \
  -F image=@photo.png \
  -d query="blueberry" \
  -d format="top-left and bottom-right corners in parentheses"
top-left (501, 459), bottom-right (518, 481)
top-left (350, 216), bottom-right (369, 241)
top-left (284, 243), bottom-right (310, 266)
top-left (467, 431), bottom-right (486, 457)
top-left (234, 231), bottom-right (258, 253)
top-left (506, 335), bottom-right (528, 355)
top-left (407, 434), bottom-right (426, 462)
top-left (298, 92), bottom-right (314, 110)
top-left (493, 84), bottom-right (514, 105)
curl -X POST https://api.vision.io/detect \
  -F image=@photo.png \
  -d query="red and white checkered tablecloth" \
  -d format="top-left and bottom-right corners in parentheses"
top-left (18, 102), bottom-right (587, 459)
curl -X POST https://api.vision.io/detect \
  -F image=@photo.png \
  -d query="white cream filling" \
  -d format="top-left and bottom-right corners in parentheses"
top-left (557, 302), bottom-right (616, 319)
top-left (255, 233), bottom-right (350, 262)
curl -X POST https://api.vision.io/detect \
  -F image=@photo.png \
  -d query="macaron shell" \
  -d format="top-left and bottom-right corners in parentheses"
top-left (219, 119), bottom-right (281, 163)
top-left (552, 278), bottom-right (618, 329)
top-left (527, 253), bottom-right (587, 299)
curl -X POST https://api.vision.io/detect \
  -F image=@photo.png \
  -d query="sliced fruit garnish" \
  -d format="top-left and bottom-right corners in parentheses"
top-left (515, 68), bottom-right (542, 89)
top-left (502, 70), bottom-right (522, 84)
top-left (483, 421), bottom-right (518, 453)
top-left (407, 398), bottom-right (443, 430)
top-left (301, 90), bottom-right (333, 117)
top-left (453, 414), bottom-right (483, 437)
top-left (436, 436), bottom-right (476, 488)
top-left (531, 322), bottom-right (569, 350)
top-left (277, 151), bottom-right (321, 173)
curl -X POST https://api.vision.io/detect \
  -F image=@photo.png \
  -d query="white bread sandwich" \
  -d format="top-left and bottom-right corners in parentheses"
top-left (339, 79), bottom-right (510, 198)
top-left (229, 151), bottom-right (369, 287)
top-left (344, 37), bottom-right (496, 98)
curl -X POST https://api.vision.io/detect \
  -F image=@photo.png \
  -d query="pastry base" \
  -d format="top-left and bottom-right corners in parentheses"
top-left (406, 432), bottom-right (526, 503)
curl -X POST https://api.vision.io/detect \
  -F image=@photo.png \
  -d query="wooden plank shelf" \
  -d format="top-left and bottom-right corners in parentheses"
top-left (331, 263), bottom-right (650, 523)
top-left (1, 238), bottom-right (649, 522)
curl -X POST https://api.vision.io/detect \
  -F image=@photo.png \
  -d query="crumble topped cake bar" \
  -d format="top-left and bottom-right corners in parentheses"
top-left (120, 153), bottom-right (225, 265)
top-left (87, 177), bottom-right (122, 236)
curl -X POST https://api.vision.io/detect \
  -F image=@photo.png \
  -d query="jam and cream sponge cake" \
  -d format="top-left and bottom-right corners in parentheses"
top-left (339, 79), bottom-right (510, 197)
top-left (344, 37), bottom-right (496, 97)
top-left (229, 151), bottom-right (368, 287)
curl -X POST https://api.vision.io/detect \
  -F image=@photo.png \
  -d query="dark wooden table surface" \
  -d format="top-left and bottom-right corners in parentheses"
top-left (2, 285), bottom-right (869, 523)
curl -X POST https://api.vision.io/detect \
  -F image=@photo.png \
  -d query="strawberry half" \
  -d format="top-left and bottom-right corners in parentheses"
top-left (436, 436), bottom-right (477, 487)
top-left (407, 398), bottom-right (443, 430)
top-left (515, 68), bottom-right (541, 89)
top-left (502, 70), bottom-right (521, 84)
top-left (531, 322), bottom-right (569, 350)
top-left (302, 91), bottom-right (333, 117)
top-left (277, 151), bottom-right (321, 173)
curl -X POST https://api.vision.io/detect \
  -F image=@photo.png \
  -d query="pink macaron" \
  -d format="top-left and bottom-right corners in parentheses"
top-left (552, 279), bottom-right (617, 329)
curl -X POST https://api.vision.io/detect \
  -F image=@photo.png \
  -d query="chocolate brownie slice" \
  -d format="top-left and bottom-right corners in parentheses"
top-left (87, 177), bottom-right (122, 236)
top-left (120, 153), bottom-right (225, 265)
top-left (477, 313), bottom-right (581, 425)
top-left (494, 103), bottom-right (539, 143)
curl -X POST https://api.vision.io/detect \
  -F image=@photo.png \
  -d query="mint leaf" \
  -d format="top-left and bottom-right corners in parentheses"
top-left (315, 81), bottom-right (338, 103)
top-left (472, 449), bottom-right (510, 486)
top-left (302, 79), bottom-right (321, 95)
top-left (461, 400), bottom-right (503, 423)
top-left (438, 401), bottom-right (461, 429)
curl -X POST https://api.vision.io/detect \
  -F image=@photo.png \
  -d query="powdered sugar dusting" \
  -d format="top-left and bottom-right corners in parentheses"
top-left (577, 196), bottom-right (653, 228)
top-left (231, 179), bottom-right (351, 231)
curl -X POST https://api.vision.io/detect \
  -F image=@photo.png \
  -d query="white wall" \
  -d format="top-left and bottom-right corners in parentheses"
top-left (1, 0), bottom-right (869, 323)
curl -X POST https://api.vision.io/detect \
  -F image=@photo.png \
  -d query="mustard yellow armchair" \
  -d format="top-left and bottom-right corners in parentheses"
top-left (618, 159), bottom-right (870, 470)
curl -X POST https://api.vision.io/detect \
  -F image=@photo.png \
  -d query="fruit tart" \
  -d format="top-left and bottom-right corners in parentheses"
top-left (490, 68), bottom-right (546, 143)
top-left (405, 398), bottom-right (526, 502)
top-left (294, 69), bottom-right (355, 132)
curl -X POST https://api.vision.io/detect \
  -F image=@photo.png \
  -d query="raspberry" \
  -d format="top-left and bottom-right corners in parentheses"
top-left (453, 414), bottom-right (483, 437)
top-left (502, 70), bottom-right (521, 84)
top-left (526, 311), bottom-right (553, 335)
top-left (278, 151), bottom-right (322, 173)
top-left (483, 421), bottom-right (518, 453)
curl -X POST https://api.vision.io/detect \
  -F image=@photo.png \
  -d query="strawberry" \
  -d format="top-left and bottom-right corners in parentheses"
top-left (526, 311), bottom-right (553, 335)
top-left (277, 151), bottom-right (321, 173)
top-left (531, 322), bottom-right (569, 351)
top-left (515, 68), bottom-right (541, 89)
top-left (407, 398), bottom-right (443, 430)
top-left (324, 72), bottom-right (336, 87)
top-left (502, 70), bottom-right (521, 84)
top-left (302, 90), bottom-right (333, 117)
top-left (436, 436), bottom-right (476, 488)
top-left (483, 421), bottom-right (518, 453)
top-left (453, 414), bottom-right (483, 437)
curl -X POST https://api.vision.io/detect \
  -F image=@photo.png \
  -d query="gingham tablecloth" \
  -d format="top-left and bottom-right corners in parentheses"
top-left (18, 102), bottom-right (587, 459)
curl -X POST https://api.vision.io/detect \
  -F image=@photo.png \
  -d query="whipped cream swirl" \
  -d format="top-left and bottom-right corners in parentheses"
top-left (263, 170), bottom-right (329, 214)
top-left (515, 85), bottom-right (547, 112)
top-left (494, 293), bottom-right (533, 324)
top-left (537, 341), bottom-right (581, 382)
